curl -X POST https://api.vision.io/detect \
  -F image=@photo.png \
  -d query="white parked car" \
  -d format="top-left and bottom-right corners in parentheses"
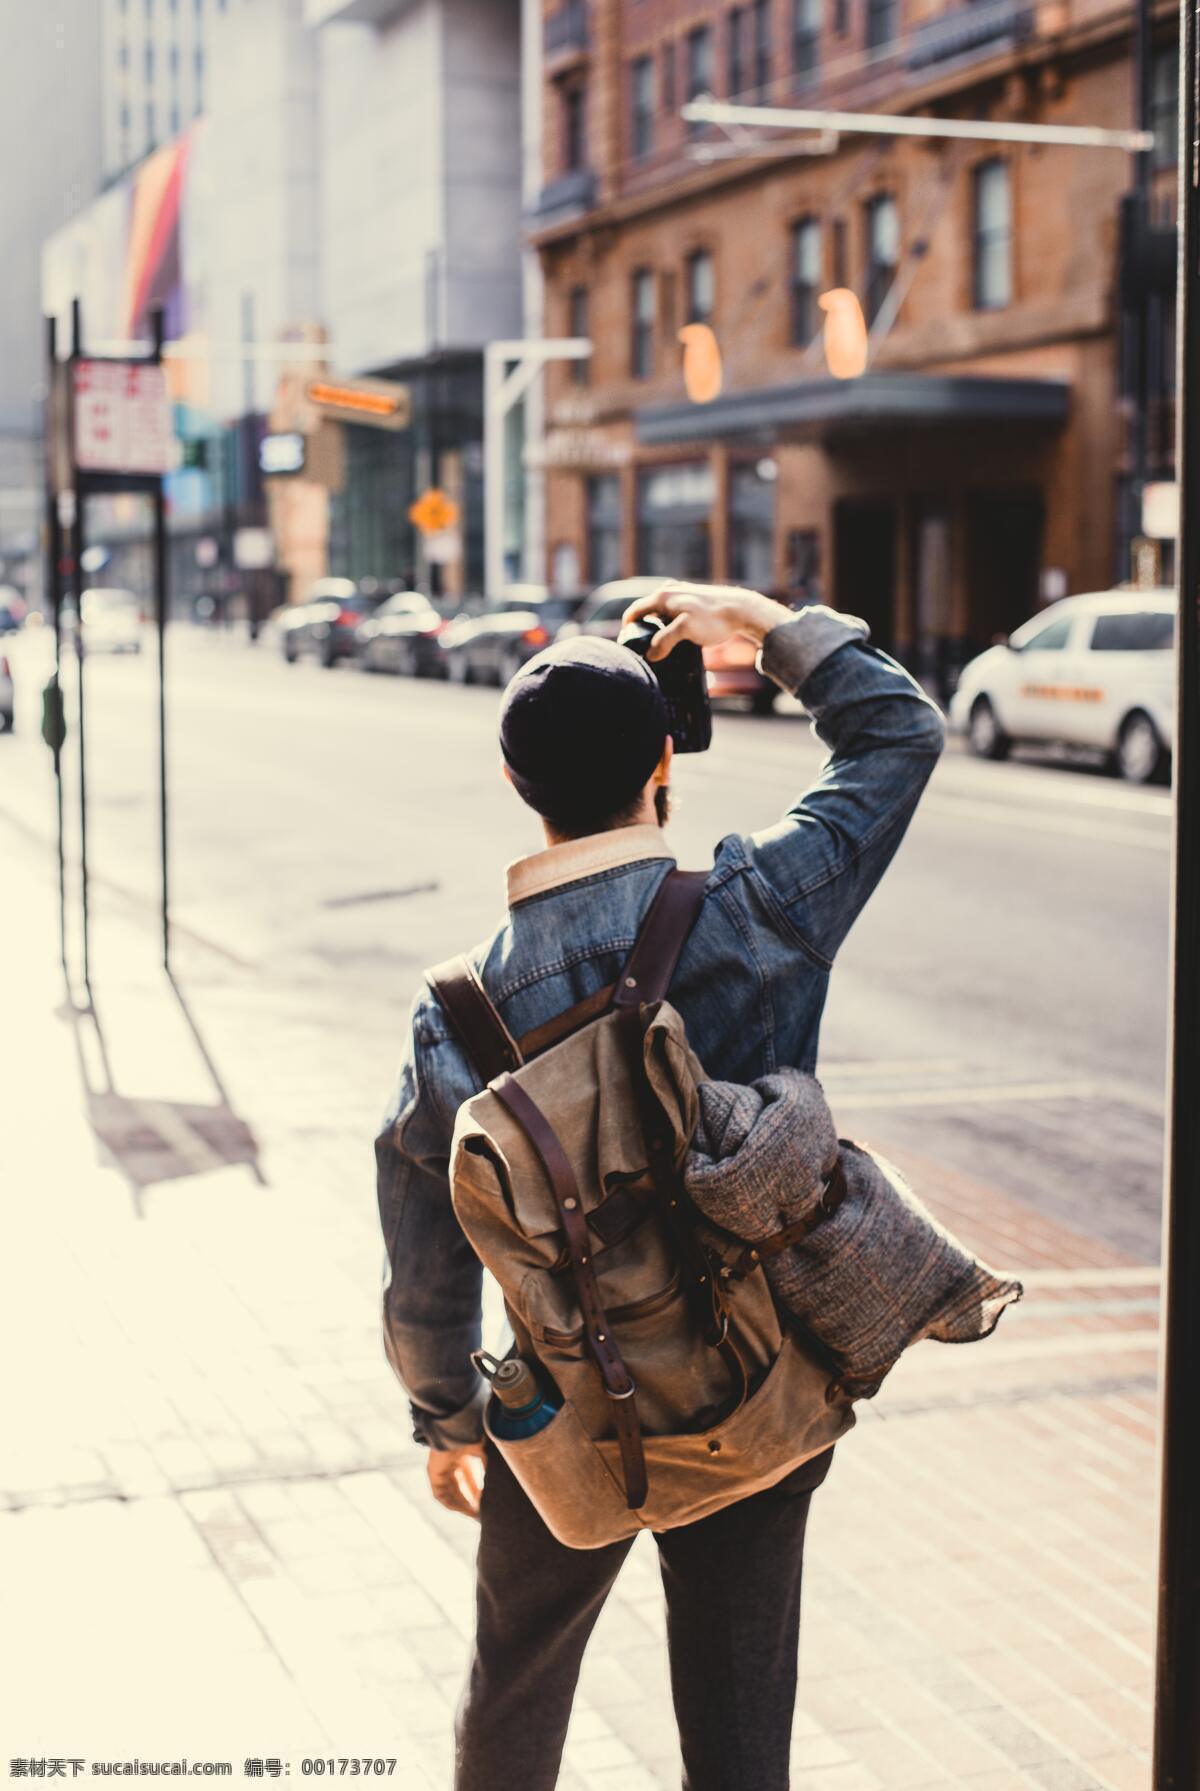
top-left (949, 589), bottom-right (1176, 783)
top-left (80, 587), bottom-right (144, 654)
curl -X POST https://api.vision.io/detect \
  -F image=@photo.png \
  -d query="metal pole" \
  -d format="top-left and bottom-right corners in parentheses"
top-left (152, 306), bottom-right (170, 974)
top-left (45, 314), bottom-right (67, 977)
top-left (484, 344), bottom-right (507, 598)
top-left (1130, 0), bottom-right (1155, 576)
top-left (1153, 0), bottom-right (1200, 1777)
top-left (681, 96), bottom-right (1155, 152)
top-left (69, 296), bottom-right (90, 994)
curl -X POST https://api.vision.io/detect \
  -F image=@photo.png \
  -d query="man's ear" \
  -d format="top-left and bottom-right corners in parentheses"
top-left (501, 762), bottom-right (514, 788)
top-left (654, 737), bottom-right (674, 785)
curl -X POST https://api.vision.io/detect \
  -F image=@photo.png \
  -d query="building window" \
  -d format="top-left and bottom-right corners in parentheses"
top-left (753, 0), bottom-right (771, 95)
top-left (728, 7), bottom-right (747, 99)
top-left (569, 286), bottom-right (589, 384)
top-left (787, 527), bottom-right (821, 598)
top-left (834, 0), bottom-right (849, 32)
top-left (638, 463), bottom-right (715, 580)
top-left (792, 0), bottom-right (820, 87)
top-left (118, 39), bottom-right (129, 68)
top-left (170, 102), bottom-right (180, 134)
top-left (866, 0), bottom-right (897, 51)
top-left (973, 160), bottom-right (1011, 310)
top-left (630, 56), bottom-right (654, 159)
top-left (587, 475), bottom-right (623, 585)
top-left (631, 269), bottom-right (656, 378)
top-left (864, 193), bottom-right (899, 324)
top-left (1152, 45), bottom-right (1179, 169)
top-left (832, 215), bottom-right (847, 287)
top-left (563, 83), bottom-right (587, 170)
top-left (145, 41), bottom-right (155, 78)
top-left (730, 461), bottom-right (776, 588)
top-left (120, 100), bottom-right (131, 132)
top-left (144, 0), bottom-right (153, 16)
top-left (790, 217), bottom-right (822, 344)
top-left (686, 25), bottom-right (713, 129)
top-left (145, 100), bottom-right (156, 142)
top-left (686, 249), bottom-right (714, 324)
top-left (661, 41), bottom-right (676, 114)
top-left (169, 43), bottom-right (178, 73)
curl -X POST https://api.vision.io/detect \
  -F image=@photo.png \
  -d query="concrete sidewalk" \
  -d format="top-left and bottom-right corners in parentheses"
top-left (0, 817), bottom-right (1158, 1790)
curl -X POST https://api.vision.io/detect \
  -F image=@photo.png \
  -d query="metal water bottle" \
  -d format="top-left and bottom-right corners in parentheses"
top-left (473, 1350), bottom-right (561, 1440)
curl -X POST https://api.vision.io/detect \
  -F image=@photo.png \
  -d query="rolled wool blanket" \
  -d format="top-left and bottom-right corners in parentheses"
top-left (686, 1069), bottom-right (1022, 1395)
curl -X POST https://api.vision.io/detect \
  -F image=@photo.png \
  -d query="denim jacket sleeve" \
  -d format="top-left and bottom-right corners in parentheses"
top-left (375, 989), bottom-right (488, 1450)
top-left (748, 607), bottom-right (946, 964)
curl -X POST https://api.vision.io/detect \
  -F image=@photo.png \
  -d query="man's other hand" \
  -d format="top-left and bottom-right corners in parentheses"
top-left (622, 581), bottom-right (794, 662)
top-left (427, 1441), bottom-right (486, 1520)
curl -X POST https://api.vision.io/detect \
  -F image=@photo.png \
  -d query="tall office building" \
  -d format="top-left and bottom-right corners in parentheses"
top-left (101, 0), bottom-right (221, 180)
top-left (0, 3), bottom-right (103, 598)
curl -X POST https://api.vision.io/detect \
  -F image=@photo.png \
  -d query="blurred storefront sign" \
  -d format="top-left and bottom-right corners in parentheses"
top-left (306, 377), bottom-right (411, 431)
top-left (524, 428), bottom-right (632, 470)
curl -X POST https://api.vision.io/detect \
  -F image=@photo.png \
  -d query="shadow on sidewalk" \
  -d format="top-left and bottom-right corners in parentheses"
top-left (67, 974), bottom-right (263, 1212)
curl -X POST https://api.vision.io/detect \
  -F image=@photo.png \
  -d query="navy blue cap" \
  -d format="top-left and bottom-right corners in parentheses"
top-left (499, 636), bottom-right (669, 821)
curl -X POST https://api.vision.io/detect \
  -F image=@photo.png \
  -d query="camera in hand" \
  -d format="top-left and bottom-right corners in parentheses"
top-left (618, 614), bottom-right (713, 755)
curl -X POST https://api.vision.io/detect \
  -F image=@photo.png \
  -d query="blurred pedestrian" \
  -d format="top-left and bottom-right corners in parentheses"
top-left (375, 582), bottom-right (946, 1790)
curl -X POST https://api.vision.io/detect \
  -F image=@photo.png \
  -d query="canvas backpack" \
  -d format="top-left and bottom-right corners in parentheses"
top-left (426, 869), bottom-right (854, 1550)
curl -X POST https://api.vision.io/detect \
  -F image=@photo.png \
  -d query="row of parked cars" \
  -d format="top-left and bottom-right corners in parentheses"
top-left (278, 575), bottom-right (1178, 781)
top-left (278, 576), bottom-right (783, 711)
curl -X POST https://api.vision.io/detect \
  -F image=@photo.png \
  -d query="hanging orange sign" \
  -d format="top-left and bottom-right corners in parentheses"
top-left (678, 324), bottom-right (724, 404)
top-left (819, 289), bottom-right (869, 380)
top-left (409, 488), bottom-right (460, 535)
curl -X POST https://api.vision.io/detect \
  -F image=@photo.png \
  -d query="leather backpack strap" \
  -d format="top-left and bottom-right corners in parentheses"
top-left (612, 868), bottom-right (709, 1011)
top-left (491, 1071), bottom-right (648, 1511)
top-left (426, 954), bottom-right (523, 1085)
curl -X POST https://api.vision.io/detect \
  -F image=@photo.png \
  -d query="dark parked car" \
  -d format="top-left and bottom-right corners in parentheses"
top-left (0, 652), bottom-right (13, 732)
top-left (280, 579), bottom-right (386, 667)
top-left (437, 589), bottom-right (584, 687)
top-left (562, 576), bottom-right (783, 714)
top-left (355, 591), bottom-right (450, 676)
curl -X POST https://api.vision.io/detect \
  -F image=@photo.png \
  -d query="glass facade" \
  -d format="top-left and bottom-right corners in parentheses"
top-left (730, 462), bottom-right (775, 588)
top-left (637, 463), bottom-right (714, 579)
top-left (586, 474), bottom-right (622, 585)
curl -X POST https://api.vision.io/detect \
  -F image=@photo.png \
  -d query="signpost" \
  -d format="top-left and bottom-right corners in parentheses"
top-left (45, 299), bottom-right (175, 988)
top-left (409, 488), bottom-right (460, 535)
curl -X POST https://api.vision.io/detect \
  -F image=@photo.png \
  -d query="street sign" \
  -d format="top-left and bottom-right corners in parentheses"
top-left (423, 528), bottom-right (461, 565)
top-left (73, 359), bottom-right (174, 475)
top-left (306, 376), bottom-right (411, 430)
top-left (1143, 481), bottom-right (1180, 539)
top-left (234, 527), bottom-right (274, 570)
top-left (409, 488), bottom-right (460, 534)
top-left (259, 432), bottom-right (306, 476)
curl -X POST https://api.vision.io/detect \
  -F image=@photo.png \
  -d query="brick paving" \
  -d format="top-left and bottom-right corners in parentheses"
top-left (0, 819), bottom-right (1159, 1790)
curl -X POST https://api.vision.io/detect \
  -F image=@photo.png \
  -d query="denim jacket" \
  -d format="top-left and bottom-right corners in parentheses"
top-left (374, 608), bottom-right (946, 1448)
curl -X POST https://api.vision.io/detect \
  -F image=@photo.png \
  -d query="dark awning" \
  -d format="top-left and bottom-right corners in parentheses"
top-left (635, 373), bottom-right (1071, 447)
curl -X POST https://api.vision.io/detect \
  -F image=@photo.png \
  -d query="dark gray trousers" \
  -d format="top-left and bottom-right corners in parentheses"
top-left (454, 1442), bottom-right (834, 1791)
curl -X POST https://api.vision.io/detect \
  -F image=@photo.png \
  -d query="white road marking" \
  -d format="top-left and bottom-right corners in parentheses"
top-left (818, 1057), bottom-right (972, 1078)
top-left (830, 1076), bottom-right (1164, 1113)
top-left (902, 1328), bottom-right (1160, 1368)
top-left (1013, 1266), bottom-right (1161, 1289)
top-left (920, 792), bottom-right (1171, 851)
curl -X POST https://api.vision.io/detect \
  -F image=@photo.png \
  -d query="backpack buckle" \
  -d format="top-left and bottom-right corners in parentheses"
top-left (607, 1378), bottom-right (638, 1401)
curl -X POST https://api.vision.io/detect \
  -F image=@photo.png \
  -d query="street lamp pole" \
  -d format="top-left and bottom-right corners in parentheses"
top-left (484, 337), bottom-right (592, 595)
top-left (1154, 3), bottom-right (1200, 1777)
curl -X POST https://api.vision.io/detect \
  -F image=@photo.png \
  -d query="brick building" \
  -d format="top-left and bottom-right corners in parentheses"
top-left (531, 0), bottom-right (1178, 685)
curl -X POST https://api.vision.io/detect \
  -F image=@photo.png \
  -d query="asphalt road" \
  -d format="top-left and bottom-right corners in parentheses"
top-left (1, 624), bottom-right (1171, 1259)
